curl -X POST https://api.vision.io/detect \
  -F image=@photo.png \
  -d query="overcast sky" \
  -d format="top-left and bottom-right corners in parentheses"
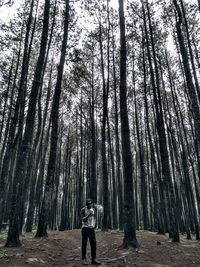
top-left (0, 0), bottom-right (119, 22)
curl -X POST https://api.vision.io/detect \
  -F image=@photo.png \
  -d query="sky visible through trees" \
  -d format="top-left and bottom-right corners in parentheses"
top-left (0, 0), bottom-right (199, 251)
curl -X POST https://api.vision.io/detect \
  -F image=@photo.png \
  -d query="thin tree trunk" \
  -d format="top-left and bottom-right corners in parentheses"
top-left (59, 130), bottom-right (72, 230)
top-left (90, 55), bottom-right (97, 204)
top-left (132, 53), bottom-right (148, 230)
top-left (107, 114), bottom-right (117, 229)
top-left (112, 27), bottom-right (123, 230)
top-left (99, 19), bottom-right (110, 230)
top-left (0, 57), bottom-right (14, 146)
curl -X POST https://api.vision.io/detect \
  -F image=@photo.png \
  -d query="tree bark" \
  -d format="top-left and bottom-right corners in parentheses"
top-left (119, 0), bottom-right (138, 248)
top-left (99, 20), bottom-right (110, 230)
top-left (112, 26), bottom-right (123, 230)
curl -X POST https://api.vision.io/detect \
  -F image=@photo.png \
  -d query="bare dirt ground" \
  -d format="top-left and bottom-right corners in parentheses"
top-left (0, 229), bottom-right (200, 266)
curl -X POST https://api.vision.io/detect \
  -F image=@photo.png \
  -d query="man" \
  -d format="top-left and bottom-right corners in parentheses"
top-left (81, 199), bottom-right (101, 265)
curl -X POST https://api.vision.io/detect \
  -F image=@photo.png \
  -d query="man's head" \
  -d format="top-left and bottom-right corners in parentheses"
top-left (86, 198), bottom-right (92, 209)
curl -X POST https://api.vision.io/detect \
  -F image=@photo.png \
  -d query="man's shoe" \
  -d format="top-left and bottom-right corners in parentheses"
top-left (91, 259), bottom-right (101, 265)
top-left (82, 258), bottom-right (89, 265)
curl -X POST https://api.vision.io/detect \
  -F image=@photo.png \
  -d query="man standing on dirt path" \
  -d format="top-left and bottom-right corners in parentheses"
top-left (81, 199), bottom-right (101, 265)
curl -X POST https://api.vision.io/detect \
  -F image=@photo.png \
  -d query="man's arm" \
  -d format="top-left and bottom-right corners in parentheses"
top-left (81, 208), bottom-right (92, 222)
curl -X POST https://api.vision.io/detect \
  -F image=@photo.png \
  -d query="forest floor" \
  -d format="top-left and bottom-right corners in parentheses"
top-left (0, 229), bottom-right (200, 267)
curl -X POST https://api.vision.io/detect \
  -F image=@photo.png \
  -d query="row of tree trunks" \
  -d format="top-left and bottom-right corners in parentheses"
top-left (0, 0), bottom-right (35, 231)
top-left (0, 0), bottom-right (199, 248)
top-left (35, 0), bottom-right (70, 238)
top-left (173, 0), bottom-right (200, 172)
top-left (5, 0), bottom-right (51, 247)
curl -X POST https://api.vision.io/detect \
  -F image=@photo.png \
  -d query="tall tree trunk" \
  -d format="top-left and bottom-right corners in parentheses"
top-left (119, 0), bottom-right (138, 248)
top-left (0, 56), bottom-right (14, 145)
top-left (59, 131), bottom-right (71, 231)
top-left (0, 56), bottom-right (15, 174)
top-left (0, 57), bottom-right (14, 231)
top-left (90, 55), bottom-right (97, 204)
top-left (99, 20), bottom-right (110, 230)
top-left (112, 26), bottom-right (123, 230)
top-left (107, 114), bottom-right (117, 229)
top-left (132, 53), bottom-right (148, 230)
top-left (77, 88), bottom-right (84, 227)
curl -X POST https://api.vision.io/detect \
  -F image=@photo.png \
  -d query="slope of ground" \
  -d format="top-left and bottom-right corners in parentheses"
top-left (0, 229), bottom-right (200, 266)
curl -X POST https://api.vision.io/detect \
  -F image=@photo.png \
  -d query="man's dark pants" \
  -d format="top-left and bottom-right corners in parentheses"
top-left (81, 227), bottom-right (96, 260)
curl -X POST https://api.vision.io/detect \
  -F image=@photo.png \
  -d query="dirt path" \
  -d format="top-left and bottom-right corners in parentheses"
top-left (0, 230), bottom-right (200, 266)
